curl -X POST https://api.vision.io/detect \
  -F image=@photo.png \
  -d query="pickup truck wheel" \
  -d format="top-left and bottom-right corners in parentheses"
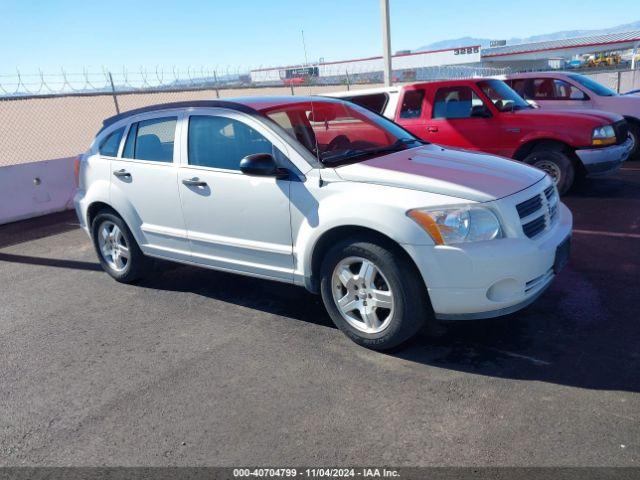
top-left (91, 211), bottom-right (149, 283)
top-left (320, 239), bottom-right (429, 350)
top-left (628, 123), bottom-right (639, 161)
top-left (524, 150), bottom-right (575, 195)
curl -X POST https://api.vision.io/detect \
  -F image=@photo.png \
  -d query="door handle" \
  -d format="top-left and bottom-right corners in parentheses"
top-left (182, 177), bottom-right (208, 187)
top-left (426, 126), bottom-right (439, 132)
top-left (113, 169), bottom-right (131, 178)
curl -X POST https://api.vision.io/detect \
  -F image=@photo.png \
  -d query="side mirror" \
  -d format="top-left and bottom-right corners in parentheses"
top-left (470, 105), bottom-right (491, 118)
top-left (239, 153), bottom-right (288, 179)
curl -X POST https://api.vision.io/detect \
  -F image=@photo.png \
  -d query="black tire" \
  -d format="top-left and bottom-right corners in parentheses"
top-left (319, 237), bottom-right (430, 351)
top-left (91, 210), bottom-right (149, 283)
top-left (628, 122), bottom-right (640, 161)
top-left (523, 149), bottom-right (575, 195)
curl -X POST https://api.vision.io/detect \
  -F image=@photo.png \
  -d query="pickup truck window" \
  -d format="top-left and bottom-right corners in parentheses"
top-left (478, 80), bottom-right (531, 112)
top-left (122, 117), bottom-right (177, 163)
top-left (188, 115), bottom-right (272, 170)
top-left (399, 90), bottom-right (424, 119)
top-left (344, 93), bottom-right (388, 114)
top-left (432, 86), bottom-right (484, 119)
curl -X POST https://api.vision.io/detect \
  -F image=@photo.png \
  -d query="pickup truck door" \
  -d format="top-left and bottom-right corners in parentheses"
top-left (177, 110), bottom-right (294, 282)
top-left (417, 85), bottom-right (501, 155)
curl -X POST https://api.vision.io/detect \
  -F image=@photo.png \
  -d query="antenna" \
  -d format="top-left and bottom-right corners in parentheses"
top-left (301, 29), bottom-right (323, 187)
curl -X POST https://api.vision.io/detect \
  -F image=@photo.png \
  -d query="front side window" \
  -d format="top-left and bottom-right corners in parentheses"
top-left (399, 90), bottom-right (425, 119)
top-left (432, 86), bottom-right (485, 119)
top-left (477, 80), bottom-right (531, 112)
top-left (99, 127), bottom-right (124, 157)
top-left (263, 100), bottom-right (423, 166)
top-left (553, 79), bottom-right (587, 100)
top-left (188, 116), bottom-right (272, 170)
top-left (122, 117), bottom-right (177, 162)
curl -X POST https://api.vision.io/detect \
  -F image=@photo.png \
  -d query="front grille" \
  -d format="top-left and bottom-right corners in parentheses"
top-left (515, 185), bottom-right (559, 239)
top-left (522, 215), bottom-right (546, 238)
top-left (613, 120), bottom-right (629, 145)
top-left (516, 195), bottom-right (542, 218)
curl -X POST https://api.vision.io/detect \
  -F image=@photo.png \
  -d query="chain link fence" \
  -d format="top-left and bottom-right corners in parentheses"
top-left (0, 64), bottom-right (512, 168)
top-left (3, 64), bottom-right (639, 169)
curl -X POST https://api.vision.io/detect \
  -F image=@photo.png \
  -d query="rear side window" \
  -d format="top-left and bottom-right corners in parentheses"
top-left (432, 86), bottom-right (483, 119)
top-left (188, 115), bottom-right (273, 170)
top-left (122, 117), bottom-right (177, 162)
top-left (98, 128), bottom-right (124, 157)
top-left (399, 90), bottom-right (424, 119)
top-left (344, 93), bottom-right (388, 114)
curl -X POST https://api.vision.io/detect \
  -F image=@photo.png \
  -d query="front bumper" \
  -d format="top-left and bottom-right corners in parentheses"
top-left (403, 202), bottom-right (573, 321)
top-left (575, 137), bottom-right (633, 176)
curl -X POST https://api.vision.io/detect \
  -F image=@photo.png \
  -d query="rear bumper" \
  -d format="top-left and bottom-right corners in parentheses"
top-left (575, 137), bottom-right (632, 176)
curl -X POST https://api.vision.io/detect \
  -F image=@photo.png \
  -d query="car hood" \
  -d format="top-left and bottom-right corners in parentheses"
top-left (593, 94), bottom-right (640, 116)
top-left (514, 107), bottom-right (623, 124)
top-left (334, 144), bottom-right (545, 202)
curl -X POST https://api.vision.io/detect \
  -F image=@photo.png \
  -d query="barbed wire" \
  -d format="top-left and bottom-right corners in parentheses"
top-left (0, 64), bottom-right (513, 99)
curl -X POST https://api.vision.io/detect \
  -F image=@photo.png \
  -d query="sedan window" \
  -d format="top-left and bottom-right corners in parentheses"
top-left (188, 116), bottom-right (273, 170)
top-left (122, 117), bottom-right (177, 163)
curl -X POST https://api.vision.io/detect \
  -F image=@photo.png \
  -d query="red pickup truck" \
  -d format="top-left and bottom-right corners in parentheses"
top-left (329, 79), bottom-right (632, 194)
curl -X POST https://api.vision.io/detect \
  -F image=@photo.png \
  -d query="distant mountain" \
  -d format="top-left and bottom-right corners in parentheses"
top-left (416, 20), bottom-right (640, 51)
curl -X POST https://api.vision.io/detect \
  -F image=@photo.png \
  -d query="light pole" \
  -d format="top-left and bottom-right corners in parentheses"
top-left (380, 0), bottom-right (392, 86)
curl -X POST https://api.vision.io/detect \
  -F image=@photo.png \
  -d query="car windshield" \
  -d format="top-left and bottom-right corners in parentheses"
top-left (568, 74), bottom-right (617, 97)
top-left (261, 99), bottom-right (425, 166)
top-left (478, 79), bottom-right (532, 112)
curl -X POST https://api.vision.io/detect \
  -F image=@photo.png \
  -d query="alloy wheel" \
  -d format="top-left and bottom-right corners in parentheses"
top-left (97, 220), bottom-right (130, 272)
top-left (331, 256), bottom-right (395, 334)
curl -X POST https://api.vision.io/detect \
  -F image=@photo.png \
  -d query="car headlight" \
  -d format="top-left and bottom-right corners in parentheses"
top-left (592, 125), bottom-right (616, 146)
top-left (407, 206), bottom-right (502, 245)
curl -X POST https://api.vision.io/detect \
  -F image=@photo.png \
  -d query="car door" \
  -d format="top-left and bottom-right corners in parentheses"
top-left (110, 113), bottom-right (190, 262)
top-left (420, 85), bottom-right (499, 155)
top-left (177, 109), bottom-right (294, 281)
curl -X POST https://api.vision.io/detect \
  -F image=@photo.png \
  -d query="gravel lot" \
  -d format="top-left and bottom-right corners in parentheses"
top-left (1, 165), bottom-right (639, 466)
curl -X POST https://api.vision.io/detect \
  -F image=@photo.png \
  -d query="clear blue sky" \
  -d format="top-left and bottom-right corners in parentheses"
top-left (1, 0), bottom-right (638, 73)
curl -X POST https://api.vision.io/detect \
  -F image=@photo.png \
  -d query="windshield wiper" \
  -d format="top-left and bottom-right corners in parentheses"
top-left (320, 138), bottom-right (425, 164)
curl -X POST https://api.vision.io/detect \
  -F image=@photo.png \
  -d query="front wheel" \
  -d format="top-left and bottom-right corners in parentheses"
top-left (523, 150), bottom-right (575, 195)
top-left (320, 238), bottom-right (429, 350)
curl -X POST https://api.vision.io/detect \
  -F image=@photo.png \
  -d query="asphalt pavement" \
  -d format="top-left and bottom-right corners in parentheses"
top-left (0, 165), bottom-right (639, 466)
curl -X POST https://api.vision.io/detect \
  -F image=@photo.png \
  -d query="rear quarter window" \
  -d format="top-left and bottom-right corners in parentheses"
top-left (98, 127), bottom-right (124, 157)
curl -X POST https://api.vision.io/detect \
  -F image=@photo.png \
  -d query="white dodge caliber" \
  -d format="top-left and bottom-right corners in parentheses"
top-left (74, 97), bottom-right (572, 350)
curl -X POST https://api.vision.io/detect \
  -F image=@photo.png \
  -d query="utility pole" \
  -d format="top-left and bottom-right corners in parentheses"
top-left (380, 0), bottom-right (392, 86)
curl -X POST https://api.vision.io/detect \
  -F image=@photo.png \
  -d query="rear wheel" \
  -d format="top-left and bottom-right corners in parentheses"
top-left (91, 211), bottom-right (149, 283)
top-left (524, 150), bottom-right (575, 195)
top-left (320, 238), bottom-right (429, 350)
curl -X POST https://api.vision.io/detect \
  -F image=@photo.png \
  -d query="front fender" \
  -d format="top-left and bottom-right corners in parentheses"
top-left (289, 179), bottom-right (464, 289)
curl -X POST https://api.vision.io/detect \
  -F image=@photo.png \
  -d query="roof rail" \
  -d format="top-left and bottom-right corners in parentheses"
top-left (100, 100), bottom-right (261, 132)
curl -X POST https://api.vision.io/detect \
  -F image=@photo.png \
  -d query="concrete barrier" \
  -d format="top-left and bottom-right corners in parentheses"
top-left (0, 157), bottom-right (76, 225)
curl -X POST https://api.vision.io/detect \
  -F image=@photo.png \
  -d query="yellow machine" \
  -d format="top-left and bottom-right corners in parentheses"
top-left (587, 52), bottom-right (622, 68)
